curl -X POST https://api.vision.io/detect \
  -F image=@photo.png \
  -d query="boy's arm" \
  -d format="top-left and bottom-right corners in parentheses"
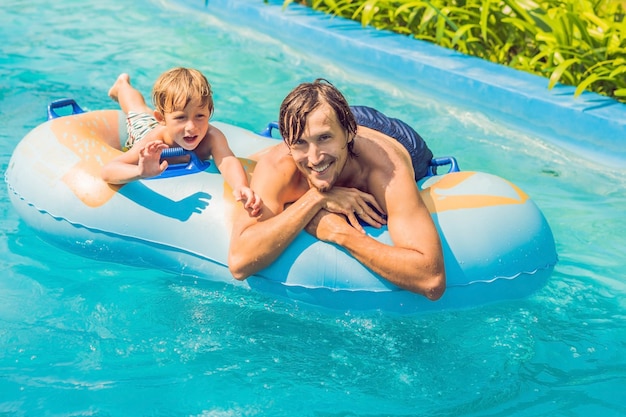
top-left (207, 126), bottom-right (250, 190)
top-left (101, 139), bottom-right (168, 184)
top-left (207, 126), bottom-right (262, 213)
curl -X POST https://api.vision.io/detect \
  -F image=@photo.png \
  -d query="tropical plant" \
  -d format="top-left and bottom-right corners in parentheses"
top-left (282, 0), bottom-right (626, 103)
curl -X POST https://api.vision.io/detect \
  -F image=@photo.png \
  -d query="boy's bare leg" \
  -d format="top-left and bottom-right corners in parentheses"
top-left (108, 73), bottom-right (152, 115)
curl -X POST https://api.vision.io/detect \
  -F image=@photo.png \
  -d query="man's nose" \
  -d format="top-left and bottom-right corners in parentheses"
top-left (307, 144), bottom-right (323, 164)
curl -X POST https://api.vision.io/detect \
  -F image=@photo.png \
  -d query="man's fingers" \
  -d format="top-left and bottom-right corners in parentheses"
top-left (360, 194), bottom-right (384, 215)
top-left (347, 211), bottom-right (366, 233)
top-left (353, 203), bottom-right (386, 226)
top-left (355, 210), bottom-right (385, 229)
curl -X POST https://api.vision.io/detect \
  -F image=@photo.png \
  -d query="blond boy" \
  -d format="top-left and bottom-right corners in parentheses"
top-left (103, 67), bottom-right (260, 215)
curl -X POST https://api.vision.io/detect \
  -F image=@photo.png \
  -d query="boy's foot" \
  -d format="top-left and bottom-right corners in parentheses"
top-left (108, 73), bottom-right (131, 102)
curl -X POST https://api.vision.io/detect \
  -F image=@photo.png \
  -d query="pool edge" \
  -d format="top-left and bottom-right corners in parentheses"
top-left (183, 0), bottom-right (626, 168)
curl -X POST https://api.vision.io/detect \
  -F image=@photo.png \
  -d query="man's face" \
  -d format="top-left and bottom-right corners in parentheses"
top-left (288, 103), bottom-right (351, 192)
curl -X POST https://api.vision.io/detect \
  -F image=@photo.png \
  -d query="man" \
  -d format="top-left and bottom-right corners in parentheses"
top-left (228, 79), bottom-right (445, 300)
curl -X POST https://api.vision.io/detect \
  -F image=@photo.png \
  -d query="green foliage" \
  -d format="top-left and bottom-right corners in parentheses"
top-left (284, 0), bottom-right (626, 103)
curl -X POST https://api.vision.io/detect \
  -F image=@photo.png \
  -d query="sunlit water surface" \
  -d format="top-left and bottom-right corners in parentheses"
top-left (1, 0), bottom-right (625, 416)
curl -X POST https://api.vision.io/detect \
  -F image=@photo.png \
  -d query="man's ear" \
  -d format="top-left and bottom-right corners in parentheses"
top-left (154, 110), bottom-right (166, 125)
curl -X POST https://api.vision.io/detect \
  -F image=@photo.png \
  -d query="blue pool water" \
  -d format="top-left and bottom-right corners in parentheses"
top-left (2, 0), bottom-right (626, 415)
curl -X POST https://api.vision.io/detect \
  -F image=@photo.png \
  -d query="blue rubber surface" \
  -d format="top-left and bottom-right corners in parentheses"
top-left (181, 0), bottom-right (626, 168)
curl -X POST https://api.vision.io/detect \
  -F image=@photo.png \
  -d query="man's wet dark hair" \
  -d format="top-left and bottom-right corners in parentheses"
top-left (279, 79), bottom-right (357, 155)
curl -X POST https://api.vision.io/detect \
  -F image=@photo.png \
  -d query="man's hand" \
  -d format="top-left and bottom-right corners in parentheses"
top-left (305, 209), bottom-right (349, 242)
top-left (319, 187), bottom-right (387, 232)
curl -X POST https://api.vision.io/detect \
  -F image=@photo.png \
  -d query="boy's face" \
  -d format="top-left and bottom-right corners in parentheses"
top-left (156, 98), bottom-right (210, 150)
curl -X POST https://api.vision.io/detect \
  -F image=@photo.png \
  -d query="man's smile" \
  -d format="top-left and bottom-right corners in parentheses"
top-left (310, 161), bottom-right (332, 173)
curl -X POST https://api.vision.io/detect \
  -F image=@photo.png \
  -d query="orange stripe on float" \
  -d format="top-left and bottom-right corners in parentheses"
top-left (420, 171), bottom-right (529, 213)
top-left (50, 111), bottom-right (122, 207)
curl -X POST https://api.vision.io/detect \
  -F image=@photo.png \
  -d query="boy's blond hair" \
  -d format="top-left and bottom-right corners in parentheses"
top-left (152, 67), bottom-right (213, 116)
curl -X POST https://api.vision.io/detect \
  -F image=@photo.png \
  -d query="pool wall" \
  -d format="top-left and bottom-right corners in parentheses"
top-left (183, 0), bottom-right (626, 168)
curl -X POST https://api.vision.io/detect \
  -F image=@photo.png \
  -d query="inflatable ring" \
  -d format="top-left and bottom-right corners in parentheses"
top-left (5, 99), bottom-right (558, 313)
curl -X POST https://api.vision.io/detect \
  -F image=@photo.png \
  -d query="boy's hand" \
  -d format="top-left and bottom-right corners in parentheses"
top-left (233, 186), bottom-right (262, 216)
top-left (138, 141), bottom-right (169, 178)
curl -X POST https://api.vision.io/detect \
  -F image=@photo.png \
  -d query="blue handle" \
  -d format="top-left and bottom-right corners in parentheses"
top-left (160, 147), bottom-right (189, 159)
top-left (47, 98), bottom-right (85, 120)
top-left (259, 121), bottom-right (280, 138)
top-left (147, 147), bottom-right (212, 179)
top-left (426, 156), bottom-right (460, 176)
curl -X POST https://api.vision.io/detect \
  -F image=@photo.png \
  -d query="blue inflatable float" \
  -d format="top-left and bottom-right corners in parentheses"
top-left (5, 99), bottom-right (558, 313)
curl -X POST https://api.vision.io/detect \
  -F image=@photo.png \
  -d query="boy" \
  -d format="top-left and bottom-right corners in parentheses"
top-left (103, 68), bottom-right (261, 215)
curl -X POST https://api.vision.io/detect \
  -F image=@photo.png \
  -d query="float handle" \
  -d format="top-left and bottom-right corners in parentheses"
top-left (147, 147), bottom-right (212, 179)
top-left (47, 98), bottom-right (85, 120)
top-left (259, 121), bottom-right (281, 138)
top-left (426, 156), bottom-right (460, 176)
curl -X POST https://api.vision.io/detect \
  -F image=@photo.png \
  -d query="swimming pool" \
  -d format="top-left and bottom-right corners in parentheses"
top-left (1, 0), bottom-right (625, 415)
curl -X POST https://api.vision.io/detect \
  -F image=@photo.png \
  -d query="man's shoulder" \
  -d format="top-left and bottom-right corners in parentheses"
top-left (355, 130), bottom-right (402, 163)
top-left (255, 143), bottom-right (294, 165)
top-left (354, 133), bottom-right (415, 188)
top-left (360, 127), bottom-right (413, 158)
top-left (251, 144), bottom-right (307, 199)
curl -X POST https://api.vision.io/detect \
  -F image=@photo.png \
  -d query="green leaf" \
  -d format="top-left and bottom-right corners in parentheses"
top-left (452, 23), bottom-right (478, 46)
top-left (501, 0), bottom-right (535, 25)
top-left (609, 65), bottom-right (626, 78)
top-left (479, 0), bottom-right (491, 42)
top-left (574, 73), bottom-right (600, 97)
top-left (548, 58), bottom-right (581, 90)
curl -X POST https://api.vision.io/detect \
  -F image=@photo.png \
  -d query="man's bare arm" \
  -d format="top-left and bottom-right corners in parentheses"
top-left (306, 169), bottom-right (446, 299)
top-left (228, 147), bottom-right (387, 280)
top-left (227, 148), bottom-right (325, 279)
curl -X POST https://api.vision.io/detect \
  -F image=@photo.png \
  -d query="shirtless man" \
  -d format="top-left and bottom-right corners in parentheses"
top-left (228, 79), bottom-right (445, 300)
